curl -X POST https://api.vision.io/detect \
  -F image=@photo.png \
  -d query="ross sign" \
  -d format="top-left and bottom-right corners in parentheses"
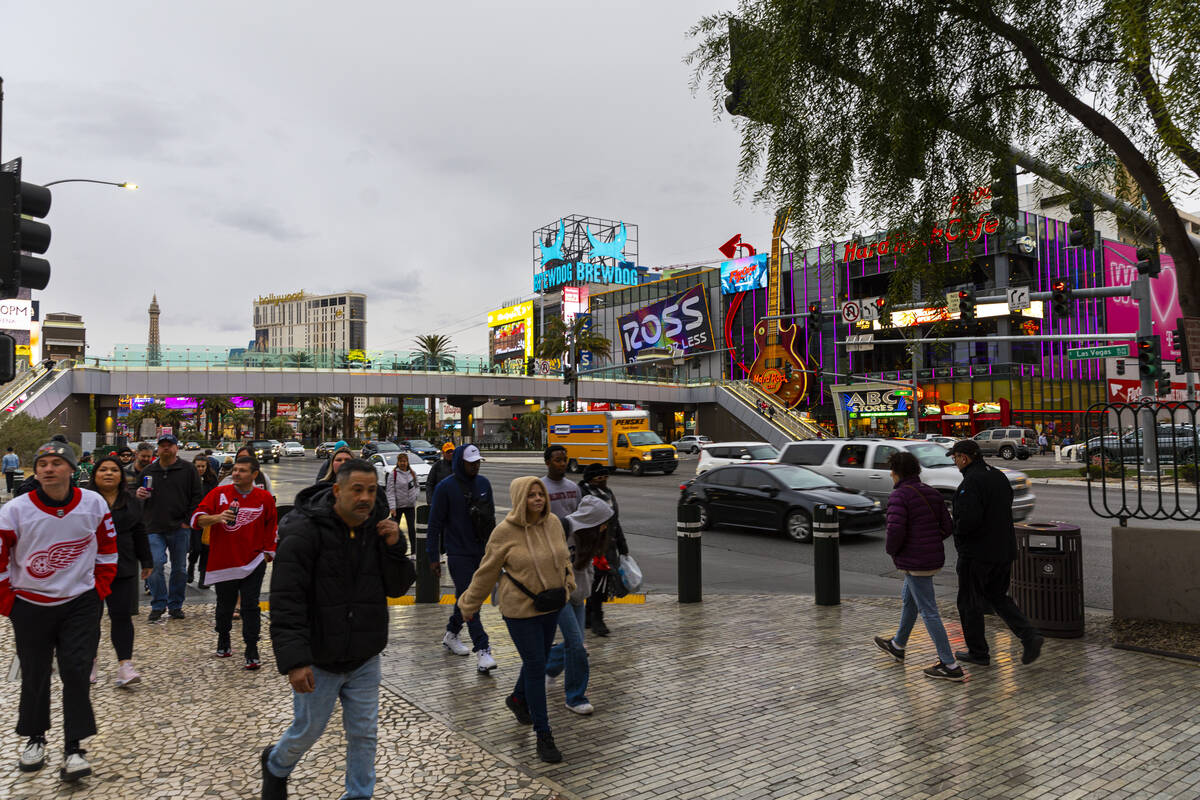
top-left (840, 301), bottom-right (862, 323)
top-left (0, 300), bottom-right (34, 331)
top-left (1067, 344), bottom-right (1131, 361)
top-left (1007, 286), bottom-right (1031, 311)
top-left (719, 253), bottom-right (769, 294)
top-left (618, 284), bottom-right (715, 363)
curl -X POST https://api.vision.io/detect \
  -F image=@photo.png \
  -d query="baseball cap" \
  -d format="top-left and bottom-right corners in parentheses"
top-left (157, 433), bottom-right (179, 445)
top-left (460, 444), bottom-right (483, 463)
top-left (441, 442), bottom-right (455, 453)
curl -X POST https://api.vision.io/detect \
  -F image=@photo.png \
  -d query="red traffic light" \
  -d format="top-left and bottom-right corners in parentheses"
top-left (958, 290), bottom-right (969, 299)
top-left (874, 297), bottom-right (886, 308)
top-left (807, 302), bottom-right (820, 314)
top-left (1051, 280), bottom-right (1067, 293)
top-left (1137, 338), bottom-right (1153, 352)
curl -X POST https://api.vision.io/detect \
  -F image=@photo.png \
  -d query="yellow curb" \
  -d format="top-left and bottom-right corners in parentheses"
top-left (259, 593), bottom-right (646, 611)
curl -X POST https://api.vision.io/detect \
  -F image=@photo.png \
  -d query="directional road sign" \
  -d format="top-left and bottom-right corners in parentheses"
top-left (1007, 286), bottom-right (1031, 311)
top-left (840, 301), bottom-right (862, 324)
top-left (1067, 344), bottom-right (1131, 361)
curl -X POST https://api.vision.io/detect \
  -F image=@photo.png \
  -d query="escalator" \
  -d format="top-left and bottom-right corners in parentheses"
top-left (716, 380), bottom-right (828, 447)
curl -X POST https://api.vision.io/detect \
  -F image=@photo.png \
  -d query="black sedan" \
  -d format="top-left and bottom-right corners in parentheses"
top-left (678, 463), bottom-right (885, 543)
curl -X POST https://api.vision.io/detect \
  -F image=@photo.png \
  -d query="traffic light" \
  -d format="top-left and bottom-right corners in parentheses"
top-left (1157, 372), bottom-right (1172, 397)
top-left (989, 161), bottom-right (1018, 218)
top-left (525, 356), bottom-right (535, 376)
top-left (0, 159), bottom-right (53, 299)
top-left (958, 289), bottom-right (976, 321)
top-left (807, 301), bottom-right (822, 323)
top-left (0, 333), bottom-right (14, 384)
top-left (1137, 334), bottom-right (1162, 380)
top-left (1136, 244), bottom-right (1161, 277)
top-left (562, 367), bottom-right (574, 385)
top-left (1051, 280), bottom-right (1071, 318)
top-left (1174, 321), bottom-right (1191, 373)
top-left (1116, 360), bottom-right (1125, 376)
top-left (1067, 198), bottom-right (1095, 248)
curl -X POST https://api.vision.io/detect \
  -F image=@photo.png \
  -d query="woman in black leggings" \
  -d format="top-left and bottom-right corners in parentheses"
top-left (88, 456), bottom-right (152, 687)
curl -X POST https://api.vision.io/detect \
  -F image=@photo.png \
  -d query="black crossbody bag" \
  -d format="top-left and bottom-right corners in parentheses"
top-left (502, 569), bottom-right (568, 613)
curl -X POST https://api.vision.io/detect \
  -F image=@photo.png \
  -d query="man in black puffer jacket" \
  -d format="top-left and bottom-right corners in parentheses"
top-left (261, 458), bottom-right (409, 800)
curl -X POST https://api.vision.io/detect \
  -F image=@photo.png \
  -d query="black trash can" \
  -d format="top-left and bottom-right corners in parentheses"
top-left (1011, 521), bottom-right (1084, 638)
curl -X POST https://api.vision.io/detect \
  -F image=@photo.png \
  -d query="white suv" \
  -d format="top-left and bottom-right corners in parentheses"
top-left (776, 438), bottom-right (1036, 519)
top-left (696, 442), bottom-right (780, 475)
top-left (673, 435), bottom-right (713, 454)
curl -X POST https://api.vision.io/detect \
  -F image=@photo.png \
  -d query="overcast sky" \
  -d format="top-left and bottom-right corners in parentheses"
top-left (2, 0), bottom-right (773, 358)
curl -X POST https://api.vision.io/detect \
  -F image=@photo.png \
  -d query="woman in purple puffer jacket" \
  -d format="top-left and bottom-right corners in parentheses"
top-left (872, 451), bottom-right (966, 682)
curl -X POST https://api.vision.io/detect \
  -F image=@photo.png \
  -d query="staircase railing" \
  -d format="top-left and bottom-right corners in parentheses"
top-left (718, 380), bottom-right (828, 441)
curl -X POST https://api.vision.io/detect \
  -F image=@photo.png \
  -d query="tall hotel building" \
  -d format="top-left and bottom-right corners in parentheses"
top-left (252, 291), bottom-right (366, 353)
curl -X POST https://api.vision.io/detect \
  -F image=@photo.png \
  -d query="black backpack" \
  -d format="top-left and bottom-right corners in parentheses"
top-left (456, 477), bottom-right (495, 544)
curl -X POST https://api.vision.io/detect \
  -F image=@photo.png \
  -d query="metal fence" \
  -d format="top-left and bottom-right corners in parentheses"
top-left (1084, 400), bottom-right (1200, 522)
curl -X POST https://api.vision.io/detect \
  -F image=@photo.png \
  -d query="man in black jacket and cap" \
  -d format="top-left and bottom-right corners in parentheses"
top-left (261, 458), bottom-right (408, 800)
top-left (948, 439), bottom-right (1044, 667)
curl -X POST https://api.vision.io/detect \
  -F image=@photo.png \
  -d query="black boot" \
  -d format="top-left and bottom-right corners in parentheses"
top-left (536, 731), bottom-right (563, 763)
top-left (261, 747), bottom-right (288, 800)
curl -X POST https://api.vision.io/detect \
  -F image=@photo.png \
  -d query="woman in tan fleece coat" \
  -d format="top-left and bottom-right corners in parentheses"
top-left (459, 476), bottom-right (575, 763)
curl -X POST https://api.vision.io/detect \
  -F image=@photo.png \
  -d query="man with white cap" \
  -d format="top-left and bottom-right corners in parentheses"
top-left (427, 444), bottom-right (497, 672)
top-left (0, 441), bottom-right (118, 781)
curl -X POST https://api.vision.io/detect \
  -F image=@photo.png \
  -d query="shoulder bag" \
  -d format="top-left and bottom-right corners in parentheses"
top-left (502, 568), bottom-right (568, 613)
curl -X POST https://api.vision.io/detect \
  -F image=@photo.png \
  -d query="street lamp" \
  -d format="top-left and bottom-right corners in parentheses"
top-left (41, 179), bottom-right (138, 190)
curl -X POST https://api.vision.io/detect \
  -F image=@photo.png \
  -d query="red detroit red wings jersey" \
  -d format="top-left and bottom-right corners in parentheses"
top-left (191, 485), bottom-right (277, 584)
top-left (0, 488), bottom-right (118, 612)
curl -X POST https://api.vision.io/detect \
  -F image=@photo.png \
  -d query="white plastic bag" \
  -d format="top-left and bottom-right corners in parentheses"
top-left (618, 553), bottom-right (644, 593)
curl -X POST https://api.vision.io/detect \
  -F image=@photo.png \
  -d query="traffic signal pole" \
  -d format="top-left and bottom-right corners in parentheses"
top-left (1132, 276), bottom-right (1159, 471)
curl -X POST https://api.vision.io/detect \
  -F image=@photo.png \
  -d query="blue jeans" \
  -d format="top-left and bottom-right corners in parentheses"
top-left (148, 528), bottom-right (190, 612)
top-left (503, 613), bottom-right (559, 733)
top-left (445, 554), bottom-right (489, 651)
top-left (546, 603), bottom-right (589, 706)
top-left (267, 655), bottom-right (381, 800)
top-left (893, 573), bottom-right (955, 666)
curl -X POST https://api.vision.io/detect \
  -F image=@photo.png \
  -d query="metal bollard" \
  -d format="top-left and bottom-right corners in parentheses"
top-left (813, 504), bottom-right (840, 606)
top-left (677, 502), bottom-right (702, 603)
top-left (414, 504), bottom-right (439, 604)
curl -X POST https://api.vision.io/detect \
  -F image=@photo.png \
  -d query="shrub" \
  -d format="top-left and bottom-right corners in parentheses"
top-left (0, 413), bottom-right (79, 466)
top-left (1080, 455), bottom-right (1126, 479)
top-left (1178, 464), bottom-right (1199, 484)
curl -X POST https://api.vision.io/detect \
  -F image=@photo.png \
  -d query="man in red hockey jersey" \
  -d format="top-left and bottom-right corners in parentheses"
top-left (191, 456), bottom-right (277, 670)
top-left (0, 441), bottom-right (117, 782)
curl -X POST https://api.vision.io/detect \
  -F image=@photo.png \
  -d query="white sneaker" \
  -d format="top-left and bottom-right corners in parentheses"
top-left (476, 648), bottom-right (497, 673)
top-left (89, 659), bottom-right (98, 684)
top-left (546, 673), bottom-right (560, 691)
top-left (114, 661), bottom-right (141, 688)
top-left (18, 739), bottom-right (45, 772)
top-left (567, 701), bottom-right (594, 715)
top-left (60, 750), bottom-right (91, 781)
top-left (441, 631), bottom-right (470, 656)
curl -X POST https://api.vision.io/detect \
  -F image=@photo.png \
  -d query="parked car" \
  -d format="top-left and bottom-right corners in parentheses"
top-left (1079, 424), bottom-right (1199, 463)
top-left (361, 440), bottom-right (401, 459)
top-left (315, 441), bottom-right (339, 459)
top-left (399, 439), bottom-right (441, 461)
top-left (678, 463), bottom-right (884, 543)
top-left (246, 440), bottom-right (280, 464)
top-left (776, 437), bottom-right (1037, 520)
top-left (369, 451), bottom-right (432, 488)
top-left (672, 435), bottom-right (713, 454)
top-left (925, 436), bottom-right (959, 448)
top-left (283, 441), bottom-right (306, 457)
top-left (970, 427), bottom-right (1037, 460)
top-left (696, 442), bottom-right (779, 475)
top-left (183, 441), bottom-right (201, 450)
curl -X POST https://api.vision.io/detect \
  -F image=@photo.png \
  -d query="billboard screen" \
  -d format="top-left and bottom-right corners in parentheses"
top-left (720, 253), bottom-right (768, 294)
top-left (163, 396), bottom-right (254, 410)
top-left (618, 284), bottom-right (715, 363)
top-left (1104, 241), bottom-right (1180, 359)
top-left (487, 301), bottom-right (535, 372)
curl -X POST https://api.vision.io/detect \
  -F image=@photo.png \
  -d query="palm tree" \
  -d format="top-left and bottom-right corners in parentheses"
top-left (226, 409), bottom-right (253, 440)
top-left (534, 316), bottom-right (613, 407)
top-left (139, 402), bottom-right (167, 437)
top-left (412, 334), bottom-right (456, 430)
top-left (198, 396), bottom-right (236, 441)
top-left (124, 409), bottom-right (149, 440)
top-left (363, 403), bottom-right (399, 440)
top-left (286, 350), bottom-right (315, 368)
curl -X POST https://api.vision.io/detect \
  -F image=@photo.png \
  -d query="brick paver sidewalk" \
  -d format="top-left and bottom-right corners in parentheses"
top-left (1, 594), bottom-right (1199, 798)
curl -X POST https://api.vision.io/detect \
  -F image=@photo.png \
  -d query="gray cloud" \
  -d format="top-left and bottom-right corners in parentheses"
top-left (210, 206), bottom-right (306, 242)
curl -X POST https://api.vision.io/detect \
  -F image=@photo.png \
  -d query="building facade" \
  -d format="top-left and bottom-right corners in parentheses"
top-left (41, 312), bottom-right (86, 362)
top-left (252, 291), bottom-right (366, 354)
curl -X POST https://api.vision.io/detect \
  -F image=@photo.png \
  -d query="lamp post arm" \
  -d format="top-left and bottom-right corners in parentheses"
top-left (41, 178), bottom-right (137, 189)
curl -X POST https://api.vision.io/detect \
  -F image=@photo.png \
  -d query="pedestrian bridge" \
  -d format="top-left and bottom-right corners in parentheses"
top-left (1, 361), bottom-right (827, 442)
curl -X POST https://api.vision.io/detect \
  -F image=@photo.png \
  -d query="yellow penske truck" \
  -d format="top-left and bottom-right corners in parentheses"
top-left (547, 410), bottom-right (678, 475)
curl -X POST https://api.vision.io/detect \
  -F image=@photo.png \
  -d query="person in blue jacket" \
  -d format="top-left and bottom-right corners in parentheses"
top-left (426, 444), bottom-right (497, 673)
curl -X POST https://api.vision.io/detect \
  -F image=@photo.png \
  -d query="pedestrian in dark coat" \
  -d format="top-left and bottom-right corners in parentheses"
top-left (873, 452), bottom-right (963, 681)
top-left (948, 439), bottom-right (1043, 667)
top-left (263, 459), bottom-right (410, 800)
